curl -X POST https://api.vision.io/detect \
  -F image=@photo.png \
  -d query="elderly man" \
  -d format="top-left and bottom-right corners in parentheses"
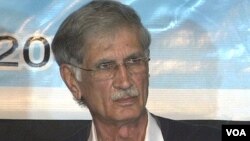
top-left (52, 1), bottom-right (220, 141)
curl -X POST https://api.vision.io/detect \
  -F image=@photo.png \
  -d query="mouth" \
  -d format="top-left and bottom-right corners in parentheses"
top-left (114, 96), bottom-right (137, 106)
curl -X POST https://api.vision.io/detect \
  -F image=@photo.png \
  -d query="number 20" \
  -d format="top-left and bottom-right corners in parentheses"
top-left (0, 35), bottom-right (50, 68)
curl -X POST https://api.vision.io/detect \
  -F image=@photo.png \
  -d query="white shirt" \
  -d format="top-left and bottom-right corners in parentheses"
top-left (88, 112), bottom-right (164, 141)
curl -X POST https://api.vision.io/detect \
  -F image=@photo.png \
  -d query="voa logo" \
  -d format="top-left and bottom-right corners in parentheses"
top-left (226, 129), bottom-right (246, 136)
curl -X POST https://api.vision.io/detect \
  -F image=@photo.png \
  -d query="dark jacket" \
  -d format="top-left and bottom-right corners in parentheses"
top-left (64, 114), bottom-right (221, 141)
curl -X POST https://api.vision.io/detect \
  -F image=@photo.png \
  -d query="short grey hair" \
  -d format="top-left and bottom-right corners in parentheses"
top-left (52, 0), bottom-right (151, 66)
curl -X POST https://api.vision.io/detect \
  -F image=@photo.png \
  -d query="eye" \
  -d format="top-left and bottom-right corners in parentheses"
top-left (126, 57), bottom-right (143, 65)
top-left (97, 62), bottom-right (116, 70)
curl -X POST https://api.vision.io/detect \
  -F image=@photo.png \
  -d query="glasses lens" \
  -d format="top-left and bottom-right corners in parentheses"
top-left (93, 69), bottom-right (114, 80)
top-left (91, 57), bottom-right (149, 80)
top-left (127, 58), bottom-right (148, 74)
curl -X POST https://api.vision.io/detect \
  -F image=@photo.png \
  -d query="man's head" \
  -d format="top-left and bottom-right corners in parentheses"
top-left (52, 0), bottom-right (151, 123)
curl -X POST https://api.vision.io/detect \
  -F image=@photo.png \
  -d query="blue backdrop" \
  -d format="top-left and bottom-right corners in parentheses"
top-left (0, 0), bottom-right (250, 120)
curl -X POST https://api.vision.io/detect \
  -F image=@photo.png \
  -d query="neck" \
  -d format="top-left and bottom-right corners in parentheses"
top-left (93, 111), bottom-right (148, 141)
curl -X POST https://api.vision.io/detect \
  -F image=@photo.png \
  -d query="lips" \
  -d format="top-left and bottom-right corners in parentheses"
top-left (114, 96), bottom-right (137, 106)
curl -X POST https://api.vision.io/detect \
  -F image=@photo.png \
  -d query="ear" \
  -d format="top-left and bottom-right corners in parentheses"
top-left (60, 64), bottom-right (82, 100)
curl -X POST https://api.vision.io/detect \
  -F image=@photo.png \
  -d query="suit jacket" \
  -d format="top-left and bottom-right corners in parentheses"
top-left (63, 114), bottom-right (221, 141)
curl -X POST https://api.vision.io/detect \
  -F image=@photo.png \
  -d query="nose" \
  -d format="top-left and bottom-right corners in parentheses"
top-left (112, 64), bottom-right (132, 90)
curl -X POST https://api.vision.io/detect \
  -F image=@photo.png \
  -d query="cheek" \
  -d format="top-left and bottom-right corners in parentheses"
top-left (82, 80), bottom-right (113, 107)
top-left (133, 74), bottom-right (149, 97)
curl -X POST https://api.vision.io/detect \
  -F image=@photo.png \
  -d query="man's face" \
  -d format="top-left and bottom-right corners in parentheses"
top-left (78, 28), bottom-right (149, 123)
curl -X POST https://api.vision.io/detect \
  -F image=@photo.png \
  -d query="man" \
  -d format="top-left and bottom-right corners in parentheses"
top-left (52, 1), bottom-right (220, 141)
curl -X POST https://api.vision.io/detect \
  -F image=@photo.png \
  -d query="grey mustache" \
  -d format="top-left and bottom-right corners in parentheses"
top-left (111, 87), bottom-right (139, 101)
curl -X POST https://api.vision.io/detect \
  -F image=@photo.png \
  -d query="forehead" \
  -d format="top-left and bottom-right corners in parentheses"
top-left (83, 28), bottom-right (143, 65)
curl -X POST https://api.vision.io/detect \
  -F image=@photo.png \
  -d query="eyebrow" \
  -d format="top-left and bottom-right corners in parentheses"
top-left (93, 59), bottom-right (115, 68)
top-left (124, 52), bottom-right (145, 60)
top-left (93, 51), bottom-right (145, 67)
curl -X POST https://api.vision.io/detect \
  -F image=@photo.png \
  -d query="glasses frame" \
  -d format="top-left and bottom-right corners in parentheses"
top-left (69, 56), bottom-right (150, 80)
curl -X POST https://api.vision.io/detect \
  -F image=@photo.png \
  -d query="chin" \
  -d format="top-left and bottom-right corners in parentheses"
top-left (113, 106), bottom-right (146, 122)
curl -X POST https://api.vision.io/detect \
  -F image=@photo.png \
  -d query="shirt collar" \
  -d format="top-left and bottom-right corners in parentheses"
top-left (88, 112), bottom-right (164, 141)
top-left (145, 112), bottom-right (164, 141)
top-left (88, 121), bottom-right (97, 141)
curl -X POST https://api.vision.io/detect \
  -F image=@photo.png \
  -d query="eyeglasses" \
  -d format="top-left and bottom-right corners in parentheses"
top-left (71, 57), bottom-right (150, 80)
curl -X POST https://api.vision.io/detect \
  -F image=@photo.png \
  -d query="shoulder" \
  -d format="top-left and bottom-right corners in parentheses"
top-left (152, 114), bottom-right (221, 141)
top-left (63, 120), bottom-right (91, 141)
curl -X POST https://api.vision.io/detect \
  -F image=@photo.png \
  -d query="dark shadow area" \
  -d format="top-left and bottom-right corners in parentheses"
top-left (0, 120), bottom-right (90, 141)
